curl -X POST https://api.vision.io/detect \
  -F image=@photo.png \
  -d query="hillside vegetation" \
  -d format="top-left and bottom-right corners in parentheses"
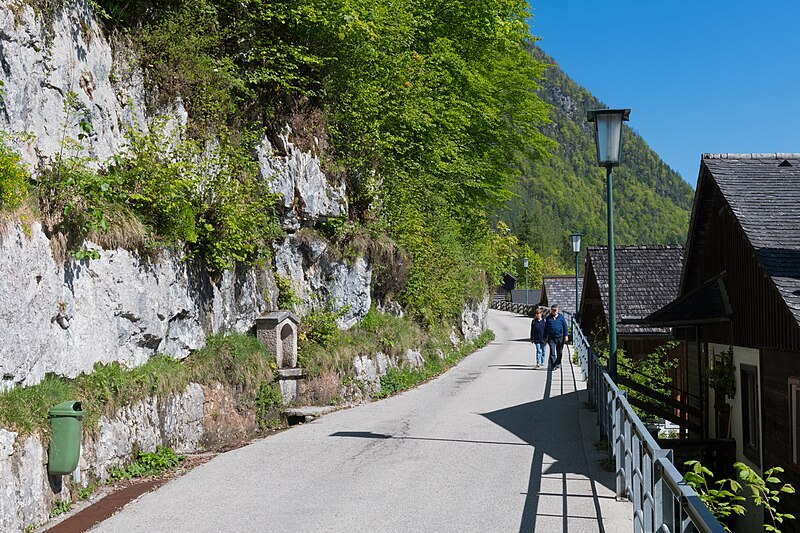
top-left (7, 1), bottom-right (694, 322)
top-left (7, 0), bottom-right (556, 325)
top-left (501, 46), bottom-right (694, 283)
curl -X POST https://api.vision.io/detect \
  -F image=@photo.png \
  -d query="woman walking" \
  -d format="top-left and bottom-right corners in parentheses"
top-left (530, 308), bottom-right (547, 369)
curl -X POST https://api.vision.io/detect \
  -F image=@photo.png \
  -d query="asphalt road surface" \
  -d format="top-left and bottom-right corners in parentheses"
top-left (90, 309), bottom-right (632, 532)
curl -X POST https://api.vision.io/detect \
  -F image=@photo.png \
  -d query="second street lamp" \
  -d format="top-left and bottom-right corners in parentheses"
top-left (587, 108), bottom-right (630, 383)
top-left (523, 257), bottom-right (529, 306)
top-left (570, 232), bottom-right (582, 330)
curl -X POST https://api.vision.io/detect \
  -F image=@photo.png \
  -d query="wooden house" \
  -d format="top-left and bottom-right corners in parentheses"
top-left (644, 154), bottom-right (800, 531)
top-left (540, 275), bottom-right (583, 319)
top-left (579, 245), bottom-right (684, 360)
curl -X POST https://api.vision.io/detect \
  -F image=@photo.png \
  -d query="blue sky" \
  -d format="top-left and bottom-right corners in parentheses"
top-left (528, 1), bottom-right (800, 187)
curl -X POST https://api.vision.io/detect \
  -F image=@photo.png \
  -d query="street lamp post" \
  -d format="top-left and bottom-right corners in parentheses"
top-left (587, 108), bottom-right (630, 383)
top-left (523, 257), bottom-right (529, 306)
top-left (570, 232), bottom-right (582, 330)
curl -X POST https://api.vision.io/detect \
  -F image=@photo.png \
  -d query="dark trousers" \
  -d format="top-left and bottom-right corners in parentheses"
top-left (548, 338), bottom-right (564, 367)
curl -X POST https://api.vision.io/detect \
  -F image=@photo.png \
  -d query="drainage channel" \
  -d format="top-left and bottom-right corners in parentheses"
top-left (43, 478), bottom-right (169, 533)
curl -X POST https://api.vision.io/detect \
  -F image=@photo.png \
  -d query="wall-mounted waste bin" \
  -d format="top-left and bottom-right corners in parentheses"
top-left (48, 401), bottom-right (84, 475)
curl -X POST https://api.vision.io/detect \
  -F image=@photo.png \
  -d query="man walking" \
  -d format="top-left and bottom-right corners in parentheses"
top-left (545, 304), bottom-right (569, 370)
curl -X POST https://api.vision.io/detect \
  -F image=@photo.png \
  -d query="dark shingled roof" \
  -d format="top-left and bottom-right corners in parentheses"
top-left (541, 276), bottom-right (583, 317)
top-left (702, 154), bottom-right (800, 325)
top-left (510, 289), bottom-right (542, 305)
top-left (587, 245), bottom-right (684, 335)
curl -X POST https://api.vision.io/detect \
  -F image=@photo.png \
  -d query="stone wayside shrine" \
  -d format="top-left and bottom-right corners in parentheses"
top-left (256, 311), bottom-right (303, 403)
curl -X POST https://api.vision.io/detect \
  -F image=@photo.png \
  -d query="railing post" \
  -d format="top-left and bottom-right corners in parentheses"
top-left (632, 425), bottom-right (643, 533)
top-left (615, 392), bottom-right (626, 500)
top-left (653, 451), bottom-right (674, 532)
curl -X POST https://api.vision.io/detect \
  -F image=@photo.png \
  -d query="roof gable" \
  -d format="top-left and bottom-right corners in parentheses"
top-left (700, 154), bottom-right (800, 325)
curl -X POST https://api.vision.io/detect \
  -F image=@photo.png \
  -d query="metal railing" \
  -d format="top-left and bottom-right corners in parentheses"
top-left (490, 300), bottom-right (538, 316)
top-left (574, 323), bottom-right (725, 533)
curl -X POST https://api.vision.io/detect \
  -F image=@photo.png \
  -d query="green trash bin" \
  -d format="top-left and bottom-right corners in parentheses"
top-left (48, 401), bottom-right (84, 475)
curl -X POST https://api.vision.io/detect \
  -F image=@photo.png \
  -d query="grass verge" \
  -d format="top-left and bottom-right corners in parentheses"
top-left (374, 330), bottom-right (494, 398)
top-left (0, 333), bottom-right (278, 437)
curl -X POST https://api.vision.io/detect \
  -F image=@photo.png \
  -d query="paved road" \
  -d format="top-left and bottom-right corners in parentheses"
top-left (91, 310), bottom-right (632, 532)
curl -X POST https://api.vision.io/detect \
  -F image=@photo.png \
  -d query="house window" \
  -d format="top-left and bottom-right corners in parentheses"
top-left (740, 364), bottom-right (760, 464)
top-left (791, 377), bottom-right (800, 465)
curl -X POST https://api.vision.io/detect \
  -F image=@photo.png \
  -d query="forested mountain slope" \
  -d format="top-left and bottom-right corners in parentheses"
top-left (502, 46), bottom-right (694, 269)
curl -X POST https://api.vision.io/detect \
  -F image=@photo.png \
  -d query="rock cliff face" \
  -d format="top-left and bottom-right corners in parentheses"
top-left (0, 1), bottom-right (372, 387)
top-left (273, 234), bottom-right (371, 329)
top-left (257, 127), bottom-right (348, 231)
top-left (0, 3), bottom-right (147, 169)
top-left (0, 222), bottom-right (277, 387)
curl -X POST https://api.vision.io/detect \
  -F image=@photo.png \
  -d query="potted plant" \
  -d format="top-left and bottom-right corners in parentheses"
top-left (708, 348), bottom-right (735, 438)
top-left (708, 348), bottom-right (736, 398)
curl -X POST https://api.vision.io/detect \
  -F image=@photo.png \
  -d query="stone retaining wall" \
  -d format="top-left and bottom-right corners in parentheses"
top-left (0, 381), bottom-right (258, 532)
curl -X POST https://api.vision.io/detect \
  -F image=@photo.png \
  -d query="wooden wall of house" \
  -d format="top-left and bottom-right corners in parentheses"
top-left (761, 349), bottom-right (800, 529)
top-left (677, 327), bottom-right (705, 438)
top-left (578, 260), bottom-right (606, 343)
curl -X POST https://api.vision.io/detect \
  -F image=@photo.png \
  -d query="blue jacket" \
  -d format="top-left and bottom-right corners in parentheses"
top-left (530, 318), bottom-right (546, 344)
top-left (545, 313), bottom-right (568, 340)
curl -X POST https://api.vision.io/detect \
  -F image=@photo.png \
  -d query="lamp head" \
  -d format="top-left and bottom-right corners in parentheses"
top-left (587, 109), bottom-right (630, 167)
top-left (570, 233), bottom-right (582, 254)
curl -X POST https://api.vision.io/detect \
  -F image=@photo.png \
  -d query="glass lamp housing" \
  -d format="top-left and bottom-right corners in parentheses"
top-left (570, 233), bottom-right (582, 254)
top-left (587, 109), bottom-right (630, 166)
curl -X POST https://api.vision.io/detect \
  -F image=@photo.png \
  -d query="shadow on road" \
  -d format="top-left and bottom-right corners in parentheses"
top-left (329, 431), bottom-right (531, 448)
top-left (487, 364), bottom-right (539, 371)
top-left (480, 368), bottom-right (610, 533)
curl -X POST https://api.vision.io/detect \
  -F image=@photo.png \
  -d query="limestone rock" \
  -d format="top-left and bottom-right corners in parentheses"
top-left (273, 234), bottom-right (371, 329)
top-left (162, 383), bottom-right (205, 454)
top-left (406, 348), bottom-right (424, 370)
top-left (17, 436), bottom-right (47, 528)
top-left (0, 429), bottom-right (19, 532)
top-left (257, 126), bottom-right (347, 230)
top-left (0, 223), bottom-right (273, 387)
top-left (0, 2), bottom-right (147, 169)
top-left (460, 293), bottom-right (490, 342)
top-left (377, 300), bottom-right (404, 318)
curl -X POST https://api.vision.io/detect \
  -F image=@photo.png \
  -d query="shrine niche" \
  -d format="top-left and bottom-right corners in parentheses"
top-left (256, 311), bottom-right (303, 403)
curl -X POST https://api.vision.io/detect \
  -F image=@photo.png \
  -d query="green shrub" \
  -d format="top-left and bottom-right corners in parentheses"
top-left (684, 460), bottom-right (796, 533)
top-left (0, 133), bottom-right (28, 210)
top-left (275, 273), bottom-right (301, 310)
top-left (298, 299), bottom-right (348, 348)
top-left (255, 381), bottom-right (284, 429)
top-left (108, 446), bottom-right (185, 481)
top-left (107, 123), bottom-right (281, 271)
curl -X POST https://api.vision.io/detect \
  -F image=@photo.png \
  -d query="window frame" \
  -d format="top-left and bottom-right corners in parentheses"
top-left (740, 363), bottom-right (760, 465)
top-left (790, 377), bottom-right (800, 468)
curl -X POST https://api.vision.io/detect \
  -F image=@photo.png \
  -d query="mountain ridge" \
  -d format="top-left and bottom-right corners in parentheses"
top-left (503, 44), bottom-right (694, 267)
